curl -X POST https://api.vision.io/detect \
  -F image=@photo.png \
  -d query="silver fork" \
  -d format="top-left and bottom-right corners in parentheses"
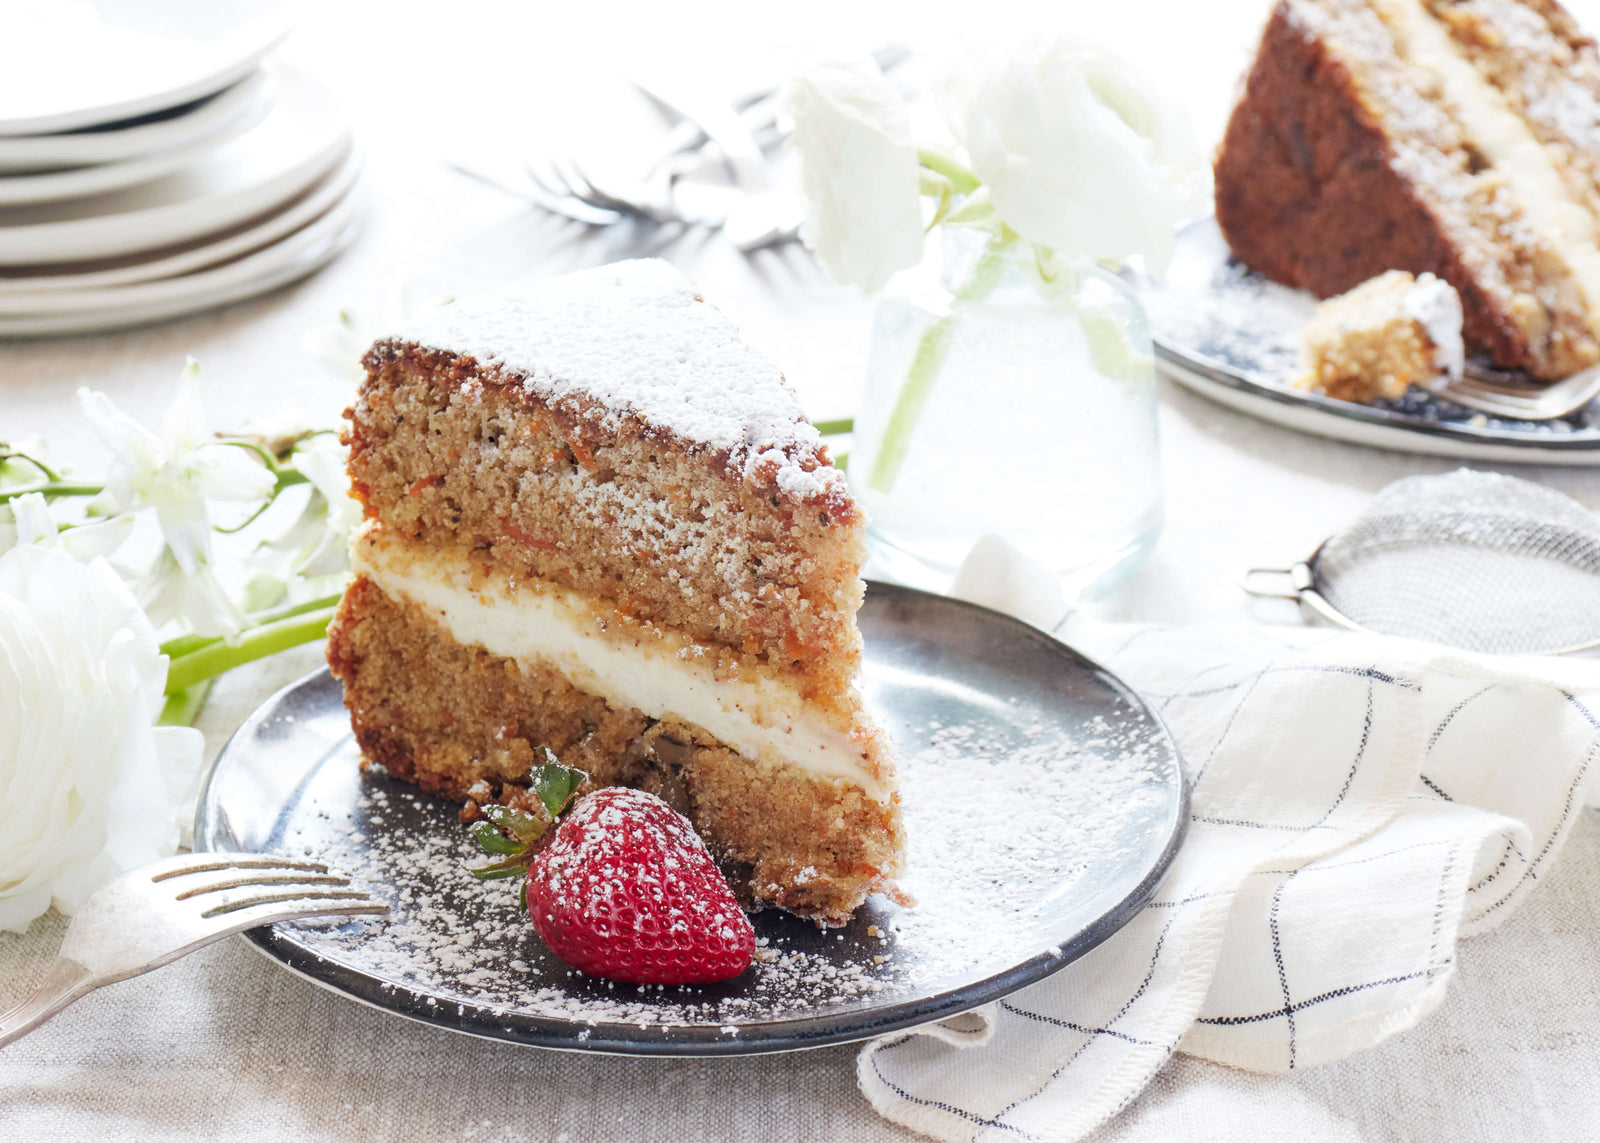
top-left (526, 156), bottom-right (710, 227)
top-left (0, 852), bottom-right (387, 1047)
top-left (1438, 361), bottom-right (1600, 421)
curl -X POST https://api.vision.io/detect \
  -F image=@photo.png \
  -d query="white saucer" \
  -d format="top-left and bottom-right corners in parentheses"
top-left (0, 83), bottom-right (268, 206)
top-left (0, 67), bottom-right (349, 266)
top-left (0, 195), bottom-right (362, 337)
top-left (0, 148), bottom-right (360, 296)
top-left (0, 72), bottom-right (271, 176)
top-left (0, 1), bottom-right (289, 137)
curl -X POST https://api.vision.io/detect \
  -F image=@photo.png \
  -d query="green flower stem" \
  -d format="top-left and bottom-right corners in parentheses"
top-left (159, 591), bottom-right (344, 661)
top-left (0, 481), bottom-right (103, 504)
top-left (812, 417), bottom-right (854, 437)
top-left (164, 604), bottom-right (337, 694)
top-left (158, 679), bottom-right (214, 727)
top-left (867, 242), bottom-right (1012, 495)
top-left (0, 452), bottom-right (62, 482)
top-left (917, 146), bottom-right (981, 195)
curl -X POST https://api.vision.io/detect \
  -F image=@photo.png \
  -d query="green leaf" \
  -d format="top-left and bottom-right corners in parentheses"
top-left (471, 820), bottom-right (521, 856)
top-left (529, 752), bottom-right (587, 821)
top-left (469, 859), bottom-right (528, 881)
top-left (518, 880), bottom-right (529, 915)
top-left (483, 804), bottom-right (545, 841)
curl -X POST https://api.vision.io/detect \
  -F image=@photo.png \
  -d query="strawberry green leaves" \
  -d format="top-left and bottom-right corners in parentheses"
top-left (467, 754), bottom-right (589, 885)
top-left (530, 749), bottom-right (585, 821)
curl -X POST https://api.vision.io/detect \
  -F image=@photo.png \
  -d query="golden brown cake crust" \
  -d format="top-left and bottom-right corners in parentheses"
top-left (1214, 0), bottom-right (1600, 379)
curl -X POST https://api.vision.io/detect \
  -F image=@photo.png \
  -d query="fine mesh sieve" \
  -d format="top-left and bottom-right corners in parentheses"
top-left (1245, 470), bottom-right (1600, 656)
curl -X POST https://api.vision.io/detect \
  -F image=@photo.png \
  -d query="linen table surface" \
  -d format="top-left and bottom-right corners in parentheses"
top-left (6, 0), bottom-right (1600, 1139)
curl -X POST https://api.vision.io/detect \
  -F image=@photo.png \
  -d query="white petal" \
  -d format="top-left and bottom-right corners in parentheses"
top-left (783, 58), bottom-right (926, 292)
top-left (0, 544), bottom-right (181, 930)
top-left (164, 358), bottom-right (207, 450)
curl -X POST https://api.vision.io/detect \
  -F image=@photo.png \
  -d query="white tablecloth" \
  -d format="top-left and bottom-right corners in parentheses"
top-left (6, 1), bottom-right (1600, 1137)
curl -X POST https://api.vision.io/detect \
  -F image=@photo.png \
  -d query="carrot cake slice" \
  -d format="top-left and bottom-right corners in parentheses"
top-left (326, 259), bottom-right (904, 925)
top-left (1215, 0), bottom-right (1600, 380)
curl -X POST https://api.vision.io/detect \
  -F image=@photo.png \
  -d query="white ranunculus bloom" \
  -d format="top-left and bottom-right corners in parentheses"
top-left (80, 360), bottom-right (276, 635)
top-left (0, 539), bottom-right (203, 933)
top-left (781, 58), bottom-right (927, 292)
top-left (944, 34), bottom-right (1210, 272)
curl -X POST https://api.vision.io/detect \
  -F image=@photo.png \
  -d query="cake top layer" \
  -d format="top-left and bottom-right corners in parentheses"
top-left (387, 260), bottom-right (844, 506)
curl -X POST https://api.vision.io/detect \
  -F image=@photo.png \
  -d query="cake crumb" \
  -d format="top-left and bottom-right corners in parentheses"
top-left (1293, 270), bottom-right (1464, 403)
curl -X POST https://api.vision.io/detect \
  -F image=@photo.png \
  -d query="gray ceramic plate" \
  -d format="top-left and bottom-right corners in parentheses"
top-left (1143, 219), bottom-right (1600, 464)
top-left (194, 582), bottom-right (1187, 1056)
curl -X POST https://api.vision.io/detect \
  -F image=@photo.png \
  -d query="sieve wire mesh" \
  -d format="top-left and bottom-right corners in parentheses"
top-left (1308, 470), bottom-right (1600, 656)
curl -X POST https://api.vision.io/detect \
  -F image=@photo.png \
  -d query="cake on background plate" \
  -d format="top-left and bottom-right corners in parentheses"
top-left (1295, 269), bottom-right (1466, 401)
top-left (326, 259), bottom-right (905, 926)
top-left (1215, 0), bottom-right (1600, 381)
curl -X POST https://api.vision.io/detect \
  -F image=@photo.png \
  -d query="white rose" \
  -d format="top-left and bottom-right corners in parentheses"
top-left (944, 34), bottom-right (1210, 272)
top-left (781, 58), bottom-right (926, 292)
top-left (0, 537), bottom-right (203, 932)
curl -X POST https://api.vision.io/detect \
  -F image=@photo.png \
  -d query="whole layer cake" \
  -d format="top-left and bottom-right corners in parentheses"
top-left (326, 259), bottom-right (905, 925)
top-left (1215, 0), bottom-right (1600, 380)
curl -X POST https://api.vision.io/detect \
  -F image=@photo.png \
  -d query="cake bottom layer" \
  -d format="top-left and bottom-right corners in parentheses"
top-left (326, 576), bottom-right (905, 925)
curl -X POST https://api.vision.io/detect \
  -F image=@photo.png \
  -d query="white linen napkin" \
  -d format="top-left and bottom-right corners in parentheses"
top-left (858, 544), bottom-right (1600, 1143)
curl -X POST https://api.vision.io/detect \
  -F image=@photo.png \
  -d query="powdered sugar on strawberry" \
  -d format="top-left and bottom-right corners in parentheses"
top-left (528, 787), bottom-right (754, 985)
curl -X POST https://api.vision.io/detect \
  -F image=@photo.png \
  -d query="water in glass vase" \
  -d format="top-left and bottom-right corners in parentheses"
top-left (848, 234), bottom-right (1162, 600)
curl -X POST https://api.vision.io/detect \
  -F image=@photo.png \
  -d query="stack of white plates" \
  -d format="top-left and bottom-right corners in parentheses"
top-left (0, 3), bottom-right (359, 337)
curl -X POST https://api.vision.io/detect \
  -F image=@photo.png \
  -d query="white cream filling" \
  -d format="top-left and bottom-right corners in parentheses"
top-left (351, 536), bottom-right (889, 803)
top-left (1379, 0), bottom-right (1600, 339)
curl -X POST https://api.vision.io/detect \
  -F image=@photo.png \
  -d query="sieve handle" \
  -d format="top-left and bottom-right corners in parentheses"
top-left (1242, 564), bottom-right (1314, 601)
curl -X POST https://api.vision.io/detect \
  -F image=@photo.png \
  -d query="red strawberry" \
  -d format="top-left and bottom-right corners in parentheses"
top-left (468, 752), bottom-right (754, 985)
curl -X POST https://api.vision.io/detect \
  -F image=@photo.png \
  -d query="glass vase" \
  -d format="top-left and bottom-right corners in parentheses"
top-left (848, 230), bottom-right (1162, 600)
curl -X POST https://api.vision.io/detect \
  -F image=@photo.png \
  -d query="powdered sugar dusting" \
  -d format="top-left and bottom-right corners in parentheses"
top-left (248, 699), bottom-right (1171, 1039)
top-left (393, 260), bottom-right (844, 503)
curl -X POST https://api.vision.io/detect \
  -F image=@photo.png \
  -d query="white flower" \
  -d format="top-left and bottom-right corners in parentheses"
top-left (781, 58), bottom-right (927, 292)
top-left (261, 435), bottom-right (361, 578)
top-left (0, 492), bottom-right (134, 560)
top-left (80, 359), bottom-right (276, 635)
top-left (0, 539), bottom-right (203, 932)
top-left (943, 33), bottom-right (1209, 272)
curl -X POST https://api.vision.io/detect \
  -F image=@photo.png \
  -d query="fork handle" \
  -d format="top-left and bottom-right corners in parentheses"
top-left (0, 958), bottom-right (97, 1048)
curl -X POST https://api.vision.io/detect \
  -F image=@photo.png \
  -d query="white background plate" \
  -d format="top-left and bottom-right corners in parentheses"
top-left (0, 71), bottom-right (271, 175)
top-left (0, 83), bottom-right (268, 206)
top-left (0, 148), bottom-right (360, 298)
top-left (0, 200), bottom-right (360, 338)
top-left (0, 66), bottom-right (349, 266)
top-left (0, 1), bottom-right (288, 137)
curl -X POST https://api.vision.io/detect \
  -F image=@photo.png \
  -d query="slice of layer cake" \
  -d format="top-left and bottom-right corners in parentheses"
top-left (1215, 0), bottom-right (1600, 380)
top-left (326, 260), bottom-right (904, 926)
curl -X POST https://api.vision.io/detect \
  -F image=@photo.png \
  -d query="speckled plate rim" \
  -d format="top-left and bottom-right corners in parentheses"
top-left (193, 583), bottom-right (1190, 1057)
top-left (1156, 350), bottom-right (1600, 465)
top-left (1147, 218), bottom-right (1600, 464)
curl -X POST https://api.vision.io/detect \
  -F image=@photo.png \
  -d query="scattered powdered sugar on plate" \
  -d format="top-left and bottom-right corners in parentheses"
top-left (246, 703), bottom-right (1170, 1042)
top-left (202, 604), bottom-right (1184, 1050)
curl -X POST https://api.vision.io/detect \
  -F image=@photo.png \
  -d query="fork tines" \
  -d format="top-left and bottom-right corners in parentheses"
top-left (152, 853), bottom-right (388, 920)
